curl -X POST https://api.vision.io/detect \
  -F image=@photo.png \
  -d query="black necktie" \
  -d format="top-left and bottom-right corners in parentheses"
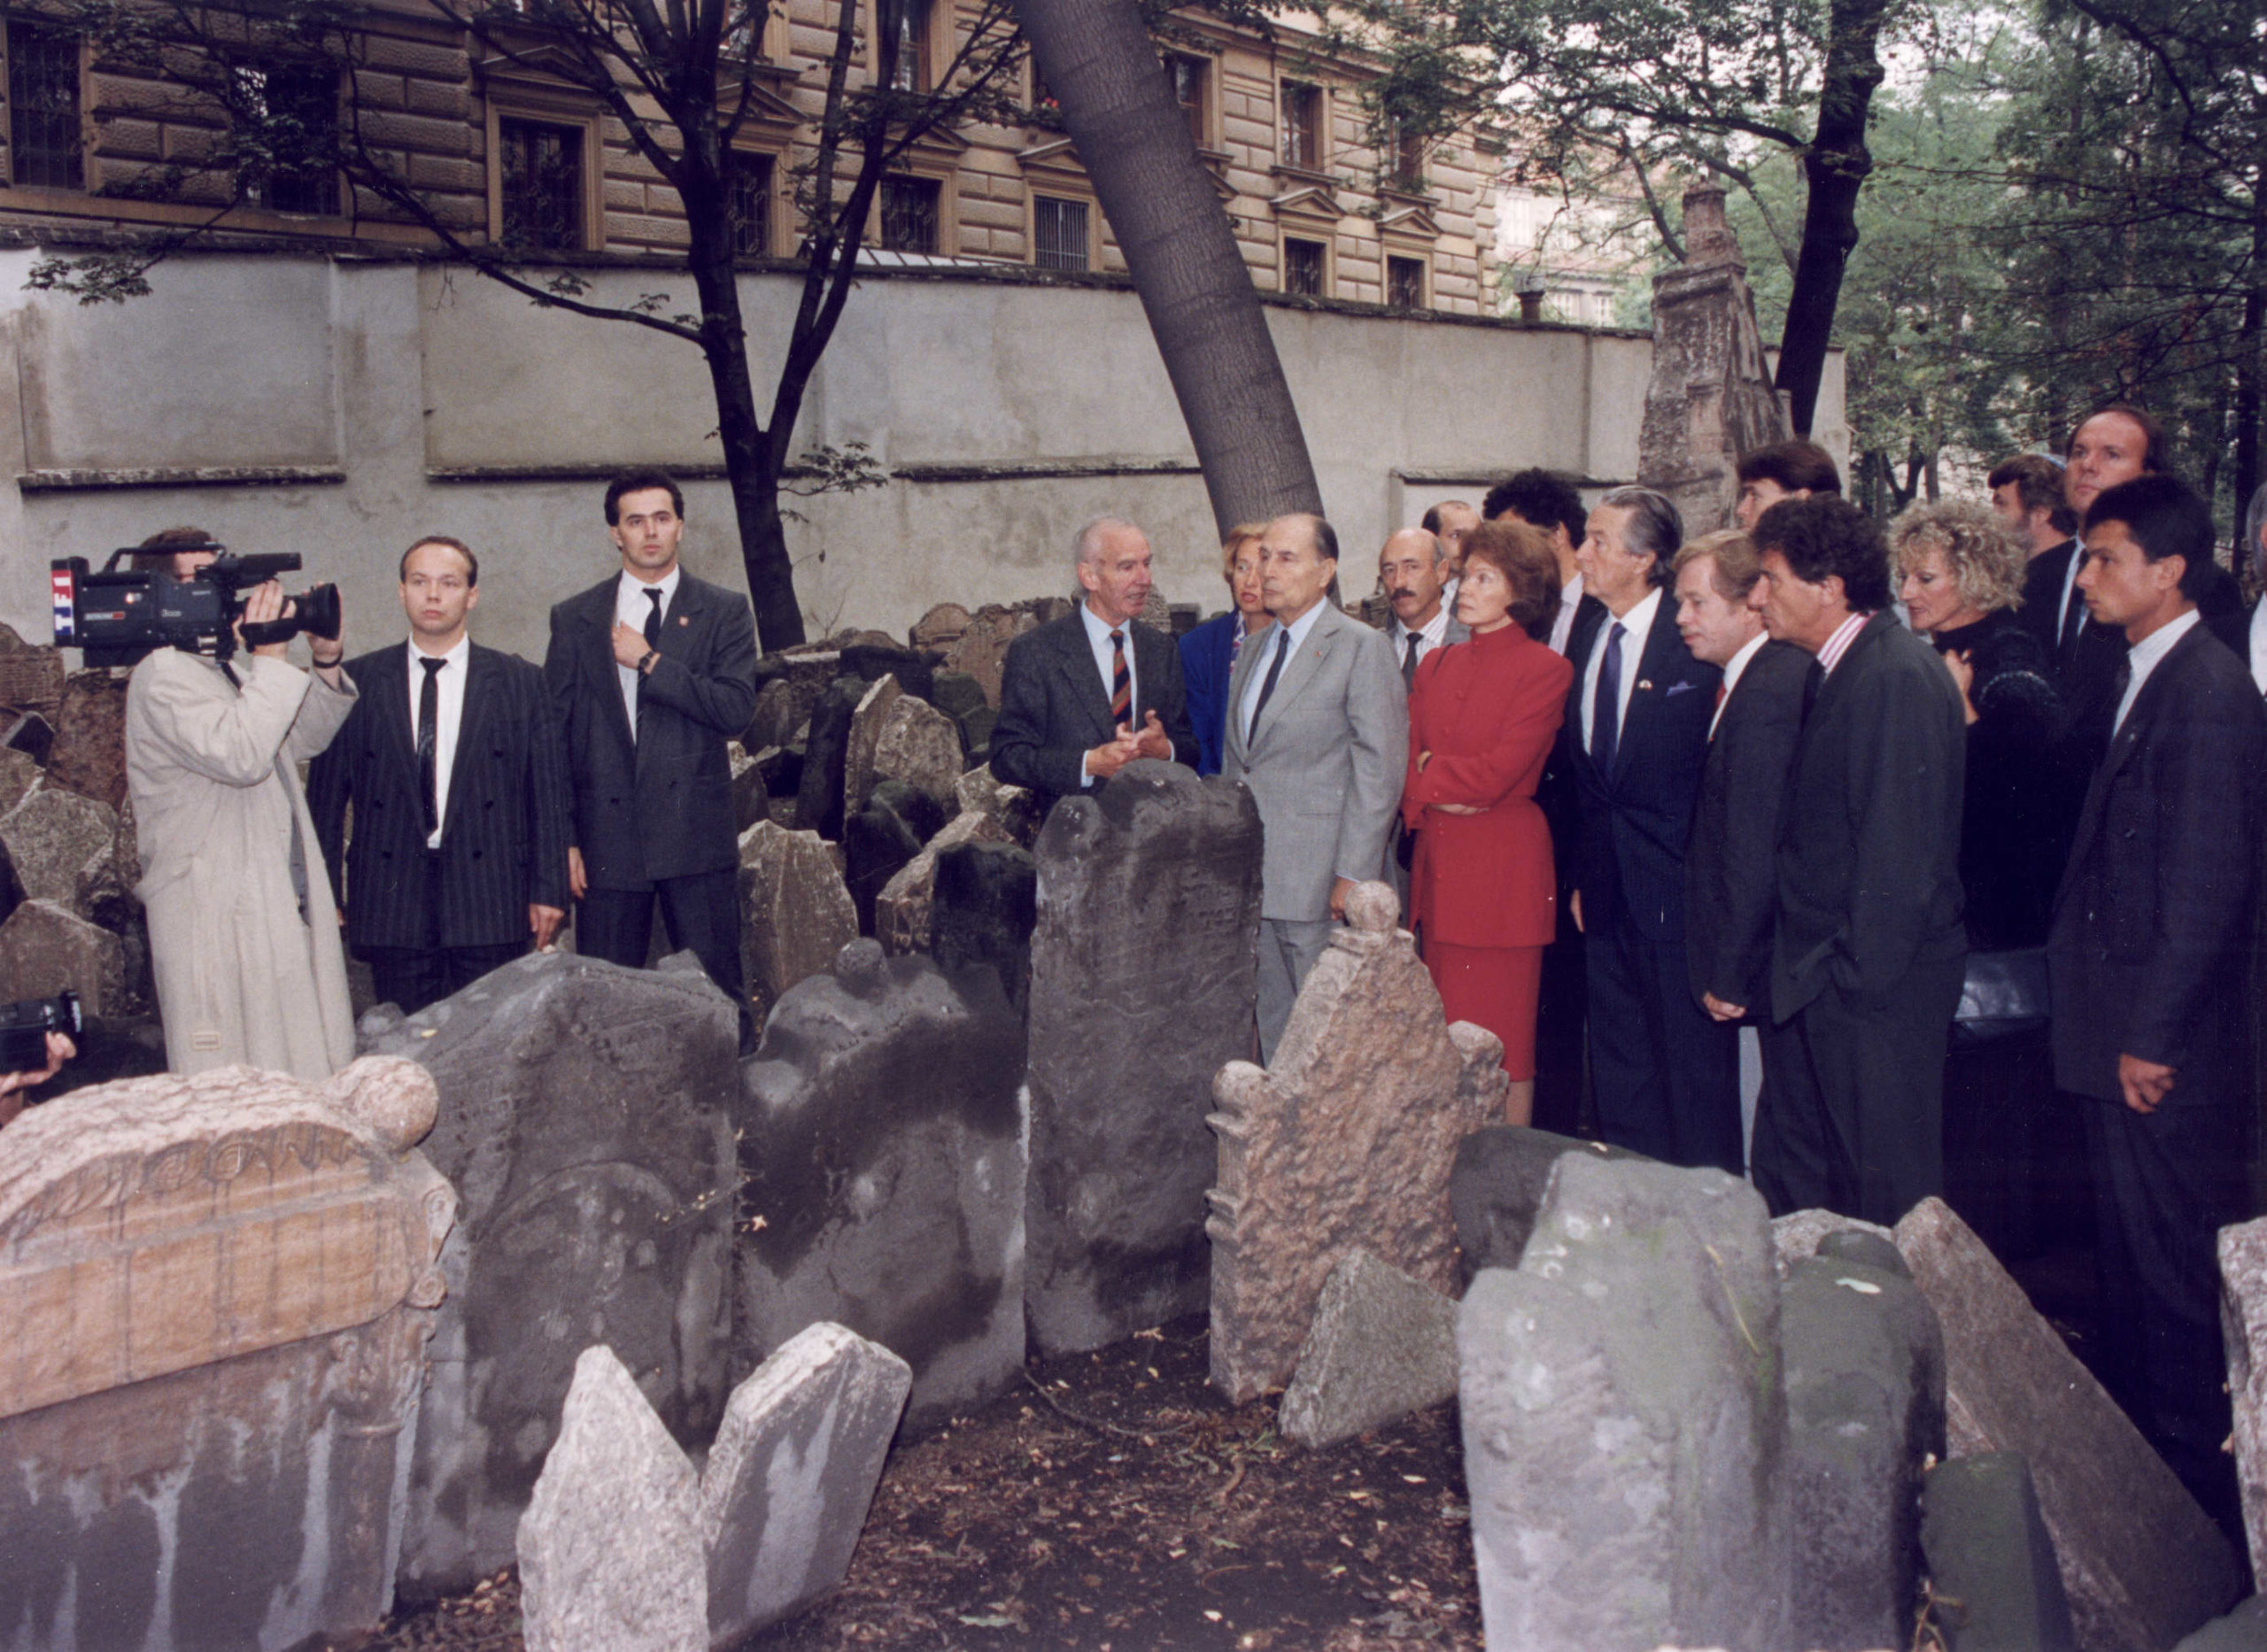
top-left (644, 586), bottom-right (664, 647)
top-left (1800, 658), bottom-right (1825, 722)
top-left (1590, 621), bottom-right (1625, 776)
top-left (2057, 570), bottom-right (2086, 664)
top-left (1250, 626), bottom-right (1290, 741)
top-left (1402, 631), bottom-right (1420, 691)
top-left (418, 656), bottom-right (444, 840)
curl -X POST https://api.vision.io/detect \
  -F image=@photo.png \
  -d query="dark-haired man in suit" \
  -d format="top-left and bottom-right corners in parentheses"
top-left (310, 536), bottom-right (572, 1015)
top-left (2051, 472), bottom-right (2265, 1537)
top-left (545, 471), bottom-right (761, 1044)
top-left (991, 516), bottom-right (1197, 814)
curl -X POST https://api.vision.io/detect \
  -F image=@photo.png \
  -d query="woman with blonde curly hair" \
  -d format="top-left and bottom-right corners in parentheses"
top-left (1178, 523), bottom-right (1273, 776)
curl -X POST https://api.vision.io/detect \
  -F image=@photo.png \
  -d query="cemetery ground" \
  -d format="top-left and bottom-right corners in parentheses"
top-left (368, 1315), bottom-right (1482, 1652)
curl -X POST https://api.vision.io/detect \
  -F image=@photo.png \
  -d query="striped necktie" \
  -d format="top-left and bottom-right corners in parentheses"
top-left (1109, 629), bottom-right (1131, 727)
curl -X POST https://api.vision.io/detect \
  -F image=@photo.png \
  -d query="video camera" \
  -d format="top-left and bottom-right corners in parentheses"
top-left (50, 544), bottom-right (342, 667)
top-left (0, 990), bottom-right (79, 1092)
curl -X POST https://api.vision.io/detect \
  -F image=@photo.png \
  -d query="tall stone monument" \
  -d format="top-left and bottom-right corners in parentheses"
top-left (1023, 760), bottom-right (1264, 1356)
top-left (1637, 183), bottom-right (1791, 535)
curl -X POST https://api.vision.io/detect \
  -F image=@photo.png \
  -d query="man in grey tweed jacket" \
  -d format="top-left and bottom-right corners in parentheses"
top-left (1222, 513), bottom-right (1408, 1060)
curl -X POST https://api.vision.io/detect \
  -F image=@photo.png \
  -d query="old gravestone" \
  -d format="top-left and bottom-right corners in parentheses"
top-left (0, 782), bottom-right (116, 910)
top-left (956, 762), bottom-right (1043, 847)
top-left (364, 950), bottom-right (743, 1600)
top-left (738, 939), bottom-right (1026, 1429)
top-left (1024, 760), bottom-right (1263, 1356)
top-left (0, 1057), bottom-right (454, 1652)
top-left (45, 668), bottom-right (130, 811)
top-left (842, 779), bottom-right (948, 938)
top-left (796, 675), bottom-right (870, 842)
top-left (1448, 1124), bottom-right (1647, 1284)
top-left (931, 838), bottom-right (1039, 1016)
top-left (1921, 1452), bottom-right (2077, 1652)
top-left (0, 897), bottom-right (124, 1014)
top-left (875, 807), bottom-right (1010, 956)
top-left (1458, 1155), bottom-right (1792, 1652)
top-left (841, 674), bottom-right (904, 820)
top-left (1277, 1248), bottom-right (1458, 1449)
top-left (739, 818), bottom-right (859, 1017)
top-left (1207, 882), bottom-right (1505, 1401)
top-left (2219, 1216), bottom-right (2267, 1586)
top-left (1896, 1196), bottom-right (2241, 1652)
top-left (869, 693), bottom-right (964, 814)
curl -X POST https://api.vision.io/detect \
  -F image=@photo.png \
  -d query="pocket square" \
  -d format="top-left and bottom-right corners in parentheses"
top-left (1666, 679), bottom-right (1698, 698)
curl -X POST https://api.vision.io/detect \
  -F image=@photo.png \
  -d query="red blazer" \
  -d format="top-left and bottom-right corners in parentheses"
top-left (1401, 622), bottom-right (1571, 949)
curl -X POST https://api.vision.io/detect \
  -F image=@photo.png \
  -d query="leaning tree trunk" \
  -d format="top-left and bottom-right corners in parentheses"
top-left (1010, 0), bottom-right (1323, 530)
top-left (1774, 0), bottom-right (1889, 438)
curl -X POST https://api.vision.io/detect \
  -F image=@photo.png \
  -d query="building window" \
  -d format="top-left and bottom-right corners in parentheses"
top-left (1281, 81), bottom-right (1322, 172)
top-left (7, 21), bottom-right (83, 190)
top-left (1385, 121), bottom-right (1422, 192)
top-left (498, 116), bottom-right (584, 251)
top-left (1033, 194), bottom-right (1087, 272)
top-left (1283, 236), bottom-right (1326, 297)
top-left (880, 174), bottom-right (940, 253)
top-left (886, 0), bottom-right (929, 92)
top-left (1169, 54), bottom-right (1207, 150)
top-left (234, 64), bottom-right (338, 215)
top-left (1388, 255), bottom-right (1425, 310)
top-left (728, 153), bottom-right (772, 255)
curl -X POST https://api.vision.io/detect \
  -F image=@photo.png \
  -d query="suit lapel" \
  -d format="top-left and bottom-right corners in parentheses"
top-left (372, 645), bottom-right (417, 778)
top-left (440, 645), bottom-right (493, 837)
top-left (583, 578), bottom-right (636, 752)
top-left (1224, 621), bottom-right (1267, 766)
top-left (1249, 610), bottom-right (1335, 754)
top-left (1610, 606), bottom-right (1689, 781)
top-left (1062, 615), bottom-right (1116, 735)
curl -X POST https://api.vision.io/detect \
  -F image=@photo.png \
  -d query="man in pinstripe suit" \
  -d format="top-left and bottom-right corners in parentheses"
top-left (310, 536), bottom-right (573, 1015)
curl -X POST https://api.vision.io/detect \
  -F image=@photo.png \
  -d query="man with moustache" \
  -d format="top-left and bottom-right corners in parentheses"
top-left (310, 537), bottom-right (572, 1015)
top-left (1987, 452), bottom-right (2075, 560)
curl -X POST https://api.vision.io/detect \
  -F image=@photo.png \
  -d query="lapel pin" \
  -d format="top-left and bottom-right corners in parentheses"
top-left (1636, 678), bottom-right (1653, 691)
top-left (678, 614), bottom-right (689, 626)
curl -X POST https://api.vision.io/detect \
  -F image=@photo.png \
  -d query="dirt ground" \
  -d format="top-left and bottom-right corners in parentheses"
top-left (363, 1315), bottom-right (1479, 1652)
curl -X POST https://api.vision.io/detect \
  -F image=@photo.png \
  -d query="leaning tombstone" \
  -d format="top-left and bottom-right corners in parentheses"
top-left (1024, 760), bottom-right (1263, 1356)
top-left (1277, 1248), bottom-right (1458, 1448)
top-left (2220, 1215), bottom-right (2267, 1585)
top-left (841, 674), bottom-right (904, 818)
top-left (930, 838), bottom-right (1038, 1015)
top-left (0, 782), bottom-right (115, 911)
top-left (1457, 1156), bottom-right (1792, 1652)
top-left (737, 940), bottom-right (1025, 1429)
top-left (796, 675), bottom-right (870, 842)
top-left (1448, 1123), bottom-right (1646, 1282)
top-left (873, 808), bottom-right (1010, 956)
top-left (1207, 881), bottom-right (1504, 1400)
top-left (366, 950), bottom-right (743, 1600)
top-left (0, 1056), bottom-right (455, 1652)
top-left (0, 897), bottom-right (124, 1014)
top-left (1920, 1452), bottom-right (2077, 1652)
top-left (739, 818), bottom-right (859, 1016)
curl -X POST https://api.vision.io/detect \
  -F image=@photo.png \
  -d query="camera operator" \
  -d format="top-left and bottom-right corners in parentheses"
top-left (0, 1032), bottom-right (74, 1128)
top-left (123, 527), bottom-right (358, 1082)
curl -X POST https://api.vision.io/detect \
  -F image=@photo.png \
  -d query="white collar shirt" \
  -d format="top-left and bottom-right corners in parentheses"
top-left (1712, 629), bottom-right (1769, 740)
top-left (615, 566), bottom-right (683, 737)
top-left (1241, 598), bottom-right (1329, 745)
top-left (408, 634), bottom-right (471, 849)
top-left (2116, 608), bottom-right (2201, 738)
top-left (2248, 597), bottom-right (2267, 696)
top-left (1549, 570), bottom-right (1586, 656)
top-left (1390, 601), bottom-right (1451, 673)
top-left (1816, 610), bottom-right (1871, 676)
top-left (1580, 586), bottom-right (1662, 748)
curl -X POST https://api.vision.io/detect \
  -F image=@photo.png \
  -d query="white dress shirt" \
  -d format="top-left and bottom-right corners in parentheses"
top-left (2056, 544), bottom-right (2086, 651)
top-left (2248, 598), bottom-right (2267, 696)
top-left (615, 566), bottom-right (682, 737)
top-left (407, 634), bottom-right (470, 848)
top-left (1390, 601), bottom-right (1452, 675)
top-left (1241, 598), bottom-right (1329, 745)
top-left (1549, 570), bottom-right (1587, 656)
top-left (2115, 608), bottom-right (2200, 737)
top-left (1711, 629), bottom-right (1769, 740)
top-left (1579, 586), bottom-right (1661, 749)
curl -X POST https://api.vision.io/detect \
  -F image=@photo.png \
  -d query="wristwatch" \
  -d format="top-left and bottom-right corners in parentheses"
top-left (638, 649), bottom-right (659, 675)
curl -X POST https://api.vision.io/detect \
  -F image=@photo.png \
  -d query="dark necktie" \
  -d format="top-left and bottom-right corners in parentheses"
top-left (418, 656), bottom-right (444, 840)
top-left (1800, 658), bottom-right (1825, 722)
top-left (2057, 574), bottom-right (2086, 664)
top-left (1250, 626), bottom-right (1290, 741)
top-left (1109, 629), bottom-right (1131, 727)
top-left (643, 586), bottom-right (664, 647)
top-left (1590, 621), bottom-right (1625, 776)
top-left (1402, 631), bottom-right (1420, 691)
top-left (2109, 656), bottom-right (2135, 737)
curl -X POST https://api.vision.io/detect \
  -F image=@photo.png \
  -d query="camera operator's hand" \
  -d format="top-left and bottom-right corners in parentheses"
top-left (0, 1031), bottom-right (74, 1129)
top-left (239, 581), bottom-right (290, 660)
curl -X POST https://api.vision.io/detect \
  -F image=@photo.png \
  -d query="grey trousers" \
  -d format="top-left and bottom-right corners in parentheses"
top-left (1257, 915), bottom-right (1335, 1063)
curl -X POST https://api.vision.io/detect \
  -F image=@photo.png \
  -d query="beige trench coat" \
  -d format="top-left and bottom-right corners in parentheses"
top-left (126, 648), bottom-right (359, 1081)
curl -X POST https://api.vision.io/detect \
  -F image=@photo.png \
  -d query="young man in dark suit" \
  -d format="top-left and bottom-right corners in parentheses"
top-left (543, 472), bottom-right (761, 1043)
top-left (1750, 496), bottom-right (1968, 1225)
top-left (309, 536), bottom-right (572, 1015)
top-left (990, 517), bottom-right (1197, 814)
top-left (1561, 486), bottom-right (1737, 1172)
top-left (2049, 473), bottom-right (2265, 1536)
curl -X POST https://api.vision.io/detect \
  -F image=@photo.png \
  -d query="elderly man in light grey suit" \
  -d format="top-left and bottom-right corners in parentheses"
top-left (1223, 512), bottom-right (1409, 1060)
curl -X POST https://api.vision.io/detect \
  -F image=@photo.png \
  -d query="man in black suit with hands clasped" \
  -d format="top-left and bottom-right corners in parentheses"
top-left (544, 472), bottom-right (761, 1043)
top-left (990, 517), bottom-right (1197, 814)
top-left (310, 536), bottom-right (572, 1016)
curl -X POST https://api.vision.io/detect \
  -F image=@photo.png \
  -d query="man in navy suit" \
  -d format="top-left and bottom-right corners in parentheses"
top-left (310, 536), bottom-right (572, 1015)
top-left (1562, 486), bottom-right (1738, 1170)
top-left (2050, 473), bottom-right (2265, 1536)
top-left (544, 473), bottom-right (761, 1044)
top-left (991, 517), bottom-right (1197, 812)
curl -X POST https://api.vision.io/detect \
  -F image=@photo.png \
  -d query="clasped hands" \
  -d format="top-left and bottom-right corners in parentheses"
top-left (1414, 750), bottom-right (1480, 816)
top-left (1085, 712), bottom-right (1172, 780)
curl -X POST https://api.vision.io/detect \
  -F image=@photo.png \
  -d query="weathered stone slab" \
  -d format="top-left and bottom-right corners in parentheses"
top-left (0, 1057), bottom-right (453, 1651)
top-left (842, 674), bottom-right (904, 819)
top-left (870, 692), bottom-right (964, 814)
top-left (702, 1322), bottom-right (913, 1644)
top-left (3, 712), bottom-right (53, 765)
top-left (365, 952), bottom-right (742, 1600)
top-left (517, 1344), bottom-right (707, 1652)
top-left (1448, 1124), bottom-right (1647, 1283)
top-left (955, 762), bottom-right (1043, 847)
top-left (747, 672), bottom-right (821, 752)
top-left (930, 668), bottom-right (986, 726)
top-left (2219, 1216), bottom-right (2267, 1586)
top-left (0, 781), bottom-right (115, 911)
top-left (1771, 1206), bottom-right (1893, 1276)
top-left (0, 745), bottom-right (43, 817)
top-left (843, 778), bottom-right (947, 938)
top-left (931, 838), bottom-right (1037, 1015)
top-left (1921, 1453), bottom-right (2077, 1652)
top-left (1278, 1248), bottom-right (1458, 1448)
top-left (909, 602), bottom-right (972, 650)
top-left (796, 675), bottom-right (870, 842)
top-left (45, 668), bottom-right (130, 811)
top-left (1207, 881), bottom-right (1504, 1400)
top-left (739, 819), bottom-right (859, 1017)
top-left (840, 643), bottom-right (933, 704)
top-left (1457, 1156), bottom-right (1791, 1652)
top-left (874, 808), bottom-right (1010, 956)
top-left (940, 605), bottom-right (1031, 706)
top-left (2174, 1597), bottom-right (2267, 1652)
top-left (0, 644), bottom-right (66, 717)
top-left (1025, 760), bottom-right (1263, 1357)
top-left (1895, 1196), bottom-right (2241, 1651)
top-left (738, 940), bottom-right (1025, 1431)
top-left (0, 897), bottom-right (123, 1014)
top-left (1782, 1241), bottom-right (1946, 1651)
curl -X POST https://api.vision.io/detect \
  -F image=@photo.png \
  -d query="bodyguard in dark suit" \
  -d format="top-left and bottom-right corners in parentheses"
top-left (991, 518), bottom-right (1196, 809)
top-left (2048, 475), bottom-right (2265, 1535)
top-left (544, 472), bottom-right (761, 1040)
top-left (310, 536), bottom-right (572, 1015)
top-left (1751, 497), bottom-right (1968, 1226)
top-left (1562, 487), bottom-right (1737, 1171)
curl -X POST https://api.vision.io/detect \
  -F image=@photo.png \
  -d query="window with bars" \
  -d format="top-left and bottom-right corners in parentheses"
top-left (1169, 54), bottom-right (1207, 150)
top-left (233, 64), bottom-right (338, 215)
top-left (886, 0), bottom-right (929, 92)
top-left (7, 21), bottom-right (83, 190)
top-left (1033, 195), bottom-right (1087, 272)
top-left (1283, 236), bottom-right (1326, 297)
top-left (498, 117), bottom-right (584, 251)
top-left (728, 153), bottom-right (773, 256)
top-left (1387, 256), bottom-right (1425, 310)
top-left (879, 174), bottom-right (940, 253)
top-left (1281, 81), bottom-right (1322, 172)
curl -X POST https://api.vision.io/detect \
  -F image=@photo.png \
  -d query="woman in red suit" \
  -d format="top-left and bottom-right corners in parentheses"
top-left (1402, 520), bottom-right (1571, 1124)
